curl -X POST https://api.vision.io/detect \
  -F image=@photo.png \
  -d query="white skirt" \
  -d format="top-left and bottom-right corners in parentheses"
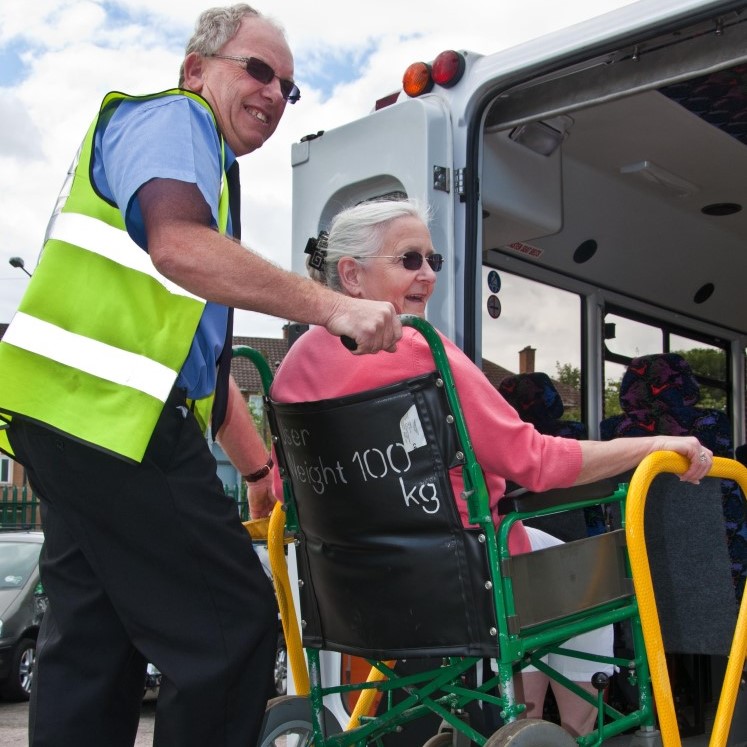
top-left (518, 526), bottom-right (615, 679)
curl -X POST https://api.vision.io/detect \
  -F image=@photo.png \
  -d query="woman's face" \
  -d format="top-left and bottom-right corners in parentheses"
top-left (349, 216), bottom-right (438, 316)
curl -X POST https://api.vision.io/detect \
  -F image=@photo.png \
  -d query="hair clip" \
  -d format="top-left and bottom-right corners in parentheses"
top-left (304, 231), bottom-right (328, 270)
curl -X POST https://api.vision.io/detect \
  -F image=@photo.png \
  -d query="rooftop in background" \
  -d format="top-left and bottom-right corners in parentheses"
top-left (231, 336), bottom-right (288, 394)
top-left (481, 358), bottom-right (514, 391)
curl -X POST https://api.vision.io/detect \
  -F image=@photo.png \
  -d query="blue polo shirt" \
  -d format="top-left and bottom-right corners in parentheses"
top-left (92, 94), bottom-right (234, 400)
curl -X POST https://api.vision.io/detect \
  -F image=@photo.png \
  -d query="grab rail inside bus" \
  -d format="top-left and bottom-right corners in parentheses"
top-left (626, 452), bottom-right (747, 747)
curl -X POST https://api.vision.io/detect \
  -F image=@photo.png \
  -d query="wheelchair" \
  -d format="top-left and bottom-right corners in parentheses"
top-left (235, 316), bottom-right (747, 747)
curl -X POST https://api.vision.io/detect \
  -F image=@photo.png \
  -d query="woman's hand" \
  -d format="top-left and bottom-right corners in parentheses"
top-left (656, 435), bottom-right (713, 484)
top-left (576, 435), bottom-right (713, 486)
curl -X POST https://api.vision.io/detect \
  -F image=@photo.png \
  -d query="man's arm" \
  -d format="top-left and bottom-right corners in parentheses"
top-left (217, 376), bottom-right (276, 519)
top-left (139, 178), bottom-right (401, 354)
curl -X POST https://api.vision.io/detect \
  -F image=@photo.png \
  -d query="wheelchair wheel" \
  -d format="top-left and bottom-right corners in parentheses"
top-left (485, 719), bottom-right (576, 746)
top-left (258, 695), bottom-right (342, 746)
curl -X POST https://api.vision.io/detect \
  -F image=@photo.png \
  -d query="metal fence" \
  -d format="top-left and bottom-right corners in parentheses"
top-left (0, 484), bottom-right (41, 529)
top-left (224, 484), bottom-right (250, 522)
top-left (1, 484), bottom-right (249, 532)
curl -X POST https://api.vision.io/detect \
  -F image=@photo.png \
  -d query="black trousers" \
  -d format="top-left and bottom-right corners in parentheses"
top-left (9, 390), bottom-right (277, 747)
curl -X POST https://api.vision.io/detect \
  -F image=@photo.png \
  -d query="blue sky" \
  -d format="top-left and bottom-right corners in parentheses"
top-left (0, 0), bottom-right (636, 338)
top-left (0, 40), bottom-right (27, 84)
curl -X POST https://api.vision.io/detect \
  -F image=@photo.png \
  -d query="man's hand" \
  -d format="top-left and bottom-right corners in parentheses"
top-left (248, 476), bottom-right (277, 520)
top-left (324, 296), bottom-right (402, 354)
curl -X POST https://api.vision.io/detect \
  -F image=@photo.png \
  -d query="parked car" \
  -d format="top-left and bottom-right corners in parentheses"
top-left (0, 531), bottom-right (46, 701)
top-left (0, 529), bottom-right (285, 703)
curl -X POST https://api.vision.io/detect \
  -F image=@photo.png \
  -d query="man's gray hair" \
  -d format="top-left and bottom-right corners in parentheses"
top-left (178, 4), bottom-right (285, 87)
top-left (308, 198), bottom-right (431, 292)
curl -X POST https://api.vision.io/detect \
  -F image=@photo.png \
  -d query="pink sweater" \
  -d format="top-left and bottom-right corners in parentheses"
top-left (270, 326), bottom-right (582, 555)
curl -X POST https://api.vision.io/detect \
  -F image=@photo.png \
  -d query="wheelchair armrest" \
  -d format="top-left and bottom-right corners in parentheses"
top-left (498, 475), bottom-right (628, 515)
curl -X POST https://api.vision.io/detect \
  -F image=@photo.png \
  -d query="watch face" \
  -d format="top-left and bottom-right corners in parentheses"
top-left (487, 270), bottom-right (501, 294)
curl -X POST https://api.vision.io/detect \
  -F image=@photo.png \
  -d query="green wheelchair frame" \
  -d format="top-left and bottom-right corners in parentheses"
top-left (236, 315), bottom-right (660, 747)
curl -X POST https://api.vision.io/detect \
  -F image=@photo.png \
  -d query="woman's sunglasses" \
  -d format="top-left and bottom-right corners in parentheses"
top-left (353, 251), bottom-right (445, 272)
top-left (209, 55), bottom-right (301, 103)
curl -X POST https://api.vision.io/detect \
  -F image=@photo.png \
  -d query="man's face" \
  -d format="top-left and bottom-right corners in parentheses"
top-left (186, 16), bottom-right (294, 156)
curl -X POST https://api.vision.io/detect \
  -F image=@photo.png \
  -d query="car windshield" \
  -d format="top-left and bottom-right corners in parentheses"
top-left (0, 542), bottom-right (40, 588)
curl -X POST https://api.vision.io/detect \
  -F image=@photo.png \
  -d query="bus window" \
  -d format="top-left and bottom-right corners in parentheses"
top-left (603, 313), bottom-right (661, 362)
top-left (603, 307), bottom-right (729, 418)
top-left (603, 361), bottom-right (627, 420)
top-left (670, 334), bottom-right (727, 412)
top-left (481, 267), bottom-right (582, 422)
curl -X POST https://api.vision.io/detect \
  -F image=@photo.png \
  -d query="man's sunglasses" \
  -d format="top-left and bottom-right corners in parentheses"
top-left (209, 55), bottom-right (301, 103)
top-left (353, 251), bottom-right (445, 272)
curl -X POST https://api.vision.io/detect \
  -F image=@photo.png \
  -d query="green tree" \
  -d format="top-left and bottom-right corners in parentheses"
top-left (675, 347), bottom-right (725, 379)
top-left (674, 348), bottom-right (727, 411)
top-left (604, 378), bottom-right (622, 418)
top-left (555, 361), bottom-right (580, 389)
top-left (247, 395), bottom-right (271, 447)
top-left (554, 362), bottom-right (582, 421)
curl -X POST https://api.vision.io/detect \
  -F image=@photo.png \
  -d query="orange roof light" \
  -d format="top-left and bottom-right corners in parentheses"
top-left (403, 61), bottom-right (433, 97)
top-left (431, 50), bottom-right (465, 88)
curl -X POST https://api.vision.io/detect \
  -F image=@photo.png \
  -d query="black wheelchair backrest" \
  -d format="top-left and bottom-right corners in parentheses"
top-left (268, 371), bottom-right (500, 659)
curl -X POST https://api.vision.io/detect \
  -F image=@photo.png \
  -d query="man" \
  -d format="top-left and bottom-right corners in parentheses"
top-left (0, 5), bottom-right (400, 746)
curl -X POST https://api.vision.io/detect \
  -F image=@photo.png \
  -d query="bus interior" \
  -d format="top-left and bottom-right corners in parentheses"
top-left (478, 10), bottom-right (747, 444)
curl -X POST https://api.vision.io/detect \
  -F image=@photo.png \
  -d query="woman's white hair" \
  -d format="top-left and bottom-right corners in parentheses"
top-left (308, 198), bottom-right (430, 292)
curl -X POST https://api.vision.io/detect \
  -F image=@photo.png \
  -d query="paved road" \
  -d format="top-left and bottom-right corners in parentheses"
top-left (0, 699), bottom-right (156, 746)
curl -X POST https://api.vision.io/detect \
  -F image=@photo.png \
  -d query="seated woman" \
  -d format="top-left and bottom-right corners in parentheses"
top-left (268, 198), bottom-right (712, 737)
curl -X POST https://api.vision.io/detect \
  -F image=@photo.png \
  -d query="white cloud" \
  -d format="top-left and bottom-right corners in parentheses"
top-left (0, 0), bottom-right (636, 337)
top-left (0, 94), bottom-right (43, 158)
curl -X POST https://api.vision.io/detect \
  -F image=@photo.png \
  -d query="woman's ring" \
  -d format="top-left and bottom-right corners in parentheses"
top-left (699, 452), bottom-right (707, 463)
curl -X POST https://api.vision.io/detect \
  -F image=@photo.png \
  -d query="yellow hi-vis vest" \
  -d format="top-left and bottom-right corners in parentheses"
top-left (0, 89), bottom-right (231, 462)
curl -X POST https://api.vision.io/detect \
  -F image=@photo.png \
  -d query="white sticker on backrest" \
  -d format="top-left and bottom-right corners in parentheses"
top-left (400, 404), bottom-right (427, 452)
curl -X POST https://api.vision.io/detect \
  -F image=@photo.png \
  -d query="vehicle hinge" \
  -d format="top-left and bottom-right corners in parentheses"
top-left (433, 165), bottom-right (450, 193)
top-left (455, 167), bottom-right (467, 197)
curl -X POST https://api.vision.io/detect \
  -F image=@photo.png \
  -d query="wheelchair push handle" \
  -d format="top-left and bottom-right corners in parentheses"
top-left (339, 315), bottom-right (431, 351)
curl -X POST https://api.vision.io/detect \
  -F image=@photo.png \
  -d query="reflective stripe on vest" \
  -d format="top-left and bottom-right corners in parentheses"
top-left (0, 89), bottom-right (230, 462)
top-left (0, 423), bottom-right (12, 459)
top-left (46, 212), bottom-right (203, 301)
top-left (4, 313), bottom-right (176, 401)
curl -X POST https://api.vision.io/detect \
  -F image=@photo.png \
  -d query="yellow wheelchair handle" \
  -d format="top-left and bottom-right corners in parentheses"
top-left (345, 660), bottom-right (396, 731)
top-left (267, 502), bottom-right (395, 729)
top-left (267, 499), bottom-right (392, 724)
top-left (268, 501), bottom-right (310, 696)
top-left (626, 452), bottom-right (747, 747)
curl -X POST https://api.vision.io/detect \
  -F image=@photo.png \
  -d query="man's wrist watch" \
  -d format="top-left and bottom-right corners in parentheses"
top-left (243, 457), bottom-right (273, 483)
